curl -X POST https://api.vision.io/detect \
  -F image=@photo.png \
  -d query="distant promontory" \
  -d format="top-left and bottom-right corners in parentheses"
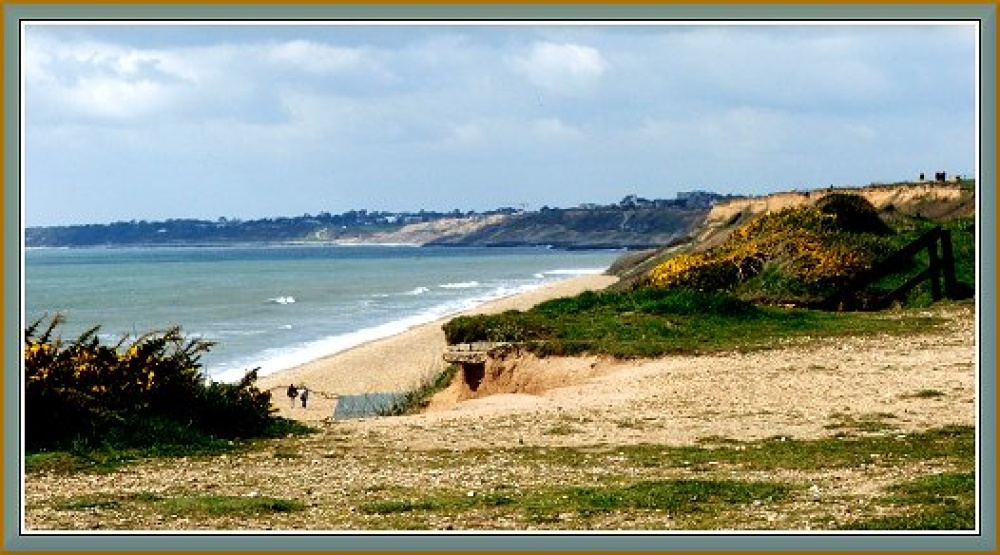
top-left (25, 191), bottom-right (733, 250)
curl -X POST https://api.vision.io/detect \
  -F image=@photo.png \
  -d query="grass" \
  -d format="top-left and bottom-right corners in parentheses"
top-left (40, 425), bottom-right (974, 530)
top-left (25, 417), bottom-right (315, 475)
top-left (160, 495), bottom-right (305, 516)
top-left (840, 472), bottom-right (976, 530)
top-left (54, 492), bottom-right (305, 517)
top-left (356, 478), bottom-right (793, 527)
top-left (443, 288), bottom-right (949, 359)
top-left (619, 425), bottom-right (973, 472)
top-left (352, 426), bottom-right (974, 529)
top-left (903, 389), bottom-right (947, 399)
top-left (544, 423), bottom-right (582, 436)
top-left (445, 425), bottom-right (974, 474)
top-left (377, 365), bottom-right (459, 417)
top-left (824, 412), bottom-right (899, 434)
top-left (867, 217), bottom-right (976, 307)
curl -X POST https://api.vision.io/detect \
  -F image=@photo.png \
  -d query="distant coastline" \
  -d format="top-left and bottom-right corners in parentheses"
top-left (24, 192), bottom-right (730, 250)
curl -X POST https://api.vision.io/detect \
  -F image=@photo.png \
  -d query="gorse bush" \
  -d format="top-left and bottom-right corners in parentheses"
top-left (647, 194), bottom-right (895, 304)
top-left (814, 193), bottom-right (893, 235)
top-left (24, 315), bottom-right (280, 452)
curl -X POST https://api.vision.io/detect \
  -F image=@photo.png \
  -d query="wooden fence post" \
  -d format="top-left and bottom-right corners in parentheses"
top-left (927, 229), bottom-right (942, 301)
top-left (940, 229), bottom-right (958, 299)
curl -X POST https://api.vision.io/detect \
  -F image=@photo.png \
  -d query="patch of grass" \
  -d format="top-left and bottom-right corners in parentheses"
top-left (159, 495), bottom-right (305, 516)
top-left (273, 448), bottom-right (301, 459)
top-left (437, 426), bottom-right (973, 479)
top-left (903, 389), bottom-right (947, 399)
top-left (560, 479), bottom-right (791, 516)
top-left (55, 497), bottom-right (122, 511)
top-left (868, 217), bottom-right (976, 308)
top-left (841, 472), bottom-right (976, 530)
top-left (443, 288), bottom-right (945, 359)
top-left (544, 423), bottom-right (582, 436)
top-left (360, 499), bottom-right (442, 515)
top-left (377, 365), bottom-right (459, 417)
top-left (25, 418), bottom-right (316, 475)
top-left (354, 479), bottom-right (792, 528)
top-left (825, 412), bottom-right (899, 434)
top-left (616, 426), bottom-right (973, 472)
top-left (55, 491), bottom-right (165, 510)
top-left (54, 491), bottom-right (303, 517)
top-left (615, 418), bottom-right (649, 430)
top-left (695, 435), bottom-right (741, 446)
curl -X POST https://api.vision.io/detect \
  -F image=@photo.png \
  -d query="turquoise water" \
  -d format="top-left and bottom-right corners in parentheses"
top-left (24, 245), bottom-right (620, 381)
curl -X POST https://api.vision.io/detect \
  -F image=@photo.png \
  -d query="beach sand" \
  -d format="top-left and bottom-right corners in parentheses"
top-left (24, 300), bottom-right (975, 531)
top-left (257, 274), bottom-right (619, 421)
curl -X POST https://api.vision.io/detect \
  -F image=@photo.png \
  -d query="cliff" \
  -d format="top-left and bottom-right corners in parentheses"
top-left (424, 205), bottom-right (711, 250)
top-left (610, 181), bottom-right (976, 288)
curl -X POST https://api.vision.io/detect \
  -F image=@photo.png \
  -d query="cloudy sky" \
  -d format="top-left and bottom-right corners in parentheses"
top-left (23, 21), bottom-right (977, 226)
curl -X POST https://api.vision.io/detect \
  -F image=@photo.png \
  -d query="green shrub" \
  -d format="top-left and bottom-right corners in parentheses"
top-left (814, 193), bottom-right (892, 235)
top-left (647, 195), bottom-right (896, 305)
top-left (24, 315), bottom-right (282, 452)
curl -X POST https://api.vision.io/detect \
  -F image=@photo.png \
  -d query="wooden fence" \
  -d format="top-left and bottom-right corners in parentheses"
top-left (822, 227), bottom-right (959, 311)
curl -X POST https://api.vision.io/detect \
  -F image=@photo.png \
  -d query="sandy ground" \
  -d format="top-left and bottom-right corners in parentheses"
top-left (336, 302), bottom-right (976, 451)
top-left (257, 271), bottom-right (975, 449)
top-left (23, 278), bottom-right (977, 531)
top-left (257, 274), bottom-right (619, 421)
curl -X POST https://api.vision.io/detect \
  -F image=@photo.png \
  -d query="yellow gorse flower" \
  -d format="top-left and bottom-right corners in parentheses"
top-left (648, 203), bottom-right (884, 292)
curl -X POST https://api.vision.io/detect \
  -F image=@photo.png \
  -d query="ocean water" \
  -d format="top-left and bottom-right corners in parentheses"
top-left (24, 245), bottom-right (621, 382)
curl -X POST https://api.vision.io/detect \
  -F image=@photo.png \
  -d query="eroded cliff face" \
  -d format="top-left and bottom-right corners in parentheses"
top-left (690, 182), bottom-right (975, 253)
top-left (333, 214), bottom-right (510, 245)
top-left (428, 346), bottom-right (608, 409)
top-left (608, 182), bottom-right (976, 287)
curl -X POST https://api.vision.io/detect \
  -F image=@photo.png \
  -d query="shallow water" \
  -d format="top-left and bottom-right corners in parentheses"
top-left (24, 245), bottom-right (620, 381)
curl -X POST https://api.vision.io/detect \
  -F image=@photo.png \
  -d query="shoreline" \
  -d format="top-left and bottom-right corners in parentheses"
top-left (257, 273), bottom-right (618, 421)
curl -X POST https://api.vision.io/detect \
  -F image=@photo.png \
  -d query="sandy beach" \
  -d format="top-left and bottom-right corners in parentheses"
top-left (24, 298), bottom-right (975, 531)
top-left (257, 274), bottom-right (619, 421)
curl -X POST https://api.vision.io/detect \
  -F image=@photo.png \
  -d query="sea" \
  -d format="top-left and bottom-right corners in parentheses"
top-left (23, 244), bottom-right (621, 382)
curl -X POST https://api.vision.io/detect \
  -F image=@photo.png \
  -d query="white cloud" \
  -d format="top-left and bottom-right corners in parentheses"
top-left (264, 39), bottom-right (366, 74)
top-left (21, 24), bottom-right (977, 225)
top-left (511, 41), bottom-right (609, 94)
top-left (446, 122), bottom-right (485, 146)
top-left (531, 117), bottom-right (584, 141)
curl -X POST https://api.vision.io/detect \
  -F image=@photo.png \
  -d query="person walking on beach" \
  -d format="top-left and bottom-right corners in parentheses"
top-left (286, 384), bottom-right (298, 409)
top-left (300, 387), bottom-right (310, 409)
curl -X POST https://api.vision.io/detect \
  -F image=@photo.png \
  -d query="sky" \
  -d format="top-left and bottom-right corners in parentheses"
top-left (22, 21), bottom-right (978, 227)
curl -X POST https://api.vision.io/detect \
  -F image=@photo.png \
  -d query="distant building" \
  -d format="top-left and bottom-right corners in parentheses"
top-left (619, 194), bottom-right (653, 208)
top-left (676, 191), bottom-right (722, 208)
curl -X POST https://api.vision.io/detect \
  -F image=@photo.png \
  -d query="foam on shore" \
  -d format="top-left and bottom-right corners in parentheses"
top-left (255, 273), bottom-right (618, 421)
top-left (219, 272), bottom-right (613, 384)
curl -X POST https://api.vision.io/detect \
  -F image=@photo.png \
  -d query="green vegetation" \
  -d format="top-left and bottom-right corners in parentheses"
top-left (867, 216), bottom-right (976, 307)
top-left (376, 365), bottom-right (459, 417)
top-left (24, 315), bottom-right (312, 468)
top-left (841, 472), bottom-right (976, 530)
top-left (443, 287), bottom-right (946, 358)
top-left (903, 389), bottom-right (947, 399)
top-left (55, 492), bottom-right (305, 517)
top-left (34, 425), bottom-right (974, 529)
top-left (647, 194), bottom-right (896, 305)
top-left (444, 193), bottom-right (973, 359)
top-left (360, 478), bottom-right (792, 523)
top-left (611, 425), bottom-right (973, 472)
top-left (348, 426), bottom-right (973, 529)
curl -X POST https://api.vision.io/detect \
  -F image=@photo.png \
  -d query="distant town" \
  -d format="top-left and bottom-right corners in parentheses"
top-left (25, 191), bottom-right (733, 249)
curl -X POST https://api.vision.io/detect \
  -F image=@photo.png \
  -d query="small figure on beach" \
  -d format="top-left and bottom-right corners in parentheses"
top-left (300, 387), bottom-right (310, 409)
top-left (286, 384), bottom-right (298, 408)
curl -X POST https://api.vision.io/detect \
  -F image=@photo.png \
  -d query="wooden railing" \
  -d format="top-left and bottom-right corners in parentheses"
top-left (822, 227), bottom-right (959, 311)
